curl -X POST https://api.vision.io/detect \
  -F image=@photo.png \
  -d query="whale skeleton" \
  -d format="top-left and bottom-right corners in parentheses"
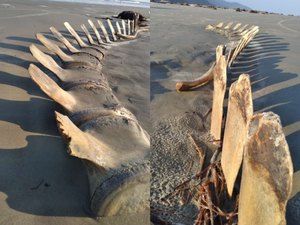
top-left (28, 15), bottom-right (150, 219)
top-left (174, 21), bottom-right (293, 225)
top-left (176, 22), bottom-right (259, 92)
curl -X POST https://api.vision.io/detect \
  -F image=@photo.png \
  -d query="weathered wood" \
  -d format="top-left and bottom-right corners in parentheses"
top-left (239, 112), bottom-right (293, 225)
top-left (210, 45), bottom-right (227, 141)
top-left (221, 74), bottom-right (253, 196)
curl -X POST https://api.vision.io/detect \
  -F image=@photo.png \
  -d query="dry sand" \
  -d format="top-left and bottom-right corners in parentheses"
top-left (0, 0), bottom-right (149, 224)
top-left (150, 2), bottom-right (300, 224)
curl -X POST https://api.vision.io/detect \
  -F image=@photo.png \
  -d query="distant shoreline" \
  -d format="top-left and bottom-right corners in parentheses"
top-left (46, 0), bottom-right (150, 8)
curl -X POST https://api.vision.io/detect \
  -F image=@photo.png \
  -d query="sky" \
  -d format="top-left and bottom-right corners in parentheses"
top-left (228, 0), bottom-right (300, 16)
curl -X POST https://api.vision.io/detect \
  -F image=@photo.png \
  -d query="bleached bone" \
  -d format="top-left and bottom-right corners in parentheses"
top-left (221, 74), bottom-right (253, 196)
top-left (127, 19), bottom-right (131, 35)
top-left (175, 45), bottom-right (225, 91)
top-left (28, 62), bottom-right (150, 217)
top-left (30, 44), bottom-right (107, 87)
top-left (216, 22), bottom-right (224, 28)
top-left (228, 26), bottom-right (259, 66)
top-left (36, 33), bottom-right (102, 71)
top-left (210, 45), bottom-right (227, 142)
top-left (81, 24), bottom-right (95, 45)
top-left (50, 26), bottom-right (79, 53)
top-left (232, 23), bottom-right (242, 30)
top-left (97, 20), bottom-right (111, 43)
top-left (238, 112), bottom-right (293, 225)
top-left (115, 28), bottom-right (149, 40)
top-left (88, 19), bottom-right (104, 44)
top-left (64, 22), bottom-right (88, 48)
top-left (116, 21), bottom-right (121, 35)
top-left (106, 19), bottom-right (117, 41)
top-left (50, 26), bottom-right (104, 61)
top-left (122, 20), bottom-right (126, 35)
top-left (224, 21), bottom-right (233, 30)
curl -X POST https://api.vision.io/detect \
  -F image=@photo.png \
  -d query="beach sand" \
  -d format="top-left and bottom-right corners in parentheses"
top-left (150, 2), bottom-right (300, 224)
top-left (0, 0), bottom-right (149, 224)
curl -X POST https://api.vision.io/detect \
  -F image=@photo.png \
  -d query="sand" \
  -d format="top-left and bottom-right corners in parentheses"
top-left (0, 0), bottom-right (149, 224)
top-left (150, 3), bottom-right (300, 224)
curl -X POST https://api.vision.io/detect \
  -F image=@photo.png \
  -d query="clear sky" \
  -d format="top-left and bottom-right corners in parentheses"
top-left (229, 0), bottom-right (300, 16)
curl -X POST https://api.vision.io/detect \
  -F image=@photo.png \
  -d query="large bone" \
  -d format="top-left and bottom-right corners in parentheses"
top-left (106, 19), bottom-right (117, 41)
top-left (210, 45), bottom-right (227, 141)
top-left (28, 52), bottom-right (150, 217)
top-left (175, 45), bottom-right (225, 92)
top-left (115, 28), bottom-right (149, 40)
top-left (238, 112), bottom-right (293, 225)
top-left (64, 22), bottom-right (107, 54)
top-left (36, 33), bottom-right (102, 71)
top-left (97, 20), bottom-right (111, 43)
top-left (88, 19), bottom-right (104, 44)
top-left (29, 44), bottom-right (108, 88)
top-left (221, 74), bottom-right (253, 196)
top-left (50, 26), bottom-right (104, 62)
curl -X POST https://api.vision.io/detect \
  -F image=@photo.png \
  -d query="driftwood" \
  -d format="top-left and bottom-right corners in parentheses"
top-left (28, 16), bottom-right (150, 219)
top-left (239, 112), bottom-right (293, 225)
top-left (221, 74), bottom-right (253, 197)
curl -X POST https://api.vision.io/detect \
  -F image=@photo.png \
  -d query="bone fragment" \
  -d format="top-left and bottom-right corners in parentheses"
top-left (81, 24), bottom-right (95, 45)
top-left (64, 22), bottom-right (88, 48)
top-left (106, 19), bottom-right (117, 41)
top-left (210, 45), bottom-right (227, 142)
top-left (238, 112), bottom-right (293, 225)
top-left (88, 19), bottom-right (104, 44)
top-left (50, 26), bottom-right (79, 53)
top-left (98, 20), bottom-right (111, 43)
top-left (221, 74), bottom-right (253, 196)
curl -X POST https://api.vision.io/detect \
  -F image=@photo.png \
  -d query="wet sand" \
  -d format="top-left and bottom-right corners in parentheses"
top-left (0, 0), bottom-right (149, 224)
top-left (150, 3), bottom-right (300, 224)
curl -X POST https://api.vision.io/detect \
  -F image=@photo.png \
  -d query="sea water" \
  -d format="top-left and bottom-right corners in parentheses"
top-left (48, 0), bottom-right (149, 8)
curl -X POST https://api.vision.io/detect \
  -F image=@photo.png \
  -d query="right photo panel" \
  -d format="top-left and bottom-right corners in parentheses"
top-left (150, 1), bottom-right (300, 225)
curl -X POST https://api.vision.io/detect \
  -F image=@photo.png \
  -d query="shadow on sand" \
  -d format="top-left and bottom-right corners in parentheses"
top-left (0, 33), bottom-right (93, 218)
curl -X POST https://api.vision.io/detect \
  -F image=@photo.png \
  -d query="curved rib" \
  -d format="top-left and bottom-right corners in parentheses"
top-left (175, 62), bottom-right (215, 92)
top-left (81, 24), bottom-right (95, 45)
top-left (64, 22), bottom-right (88, 48)
top-left (88, 19), bottom-right (104, 44)
top-left (106, 19), bottom-right (117, 41)
top-left (29, 44), bottom-right (66, 81)
top-left (36, 33), bottom-right (74, 62)
top-left (28, 64), bottom-right (76, 111)
top-left (50, 26), bottom-right (79, 53)
top-left (97, 20), bottom-right (111, 43)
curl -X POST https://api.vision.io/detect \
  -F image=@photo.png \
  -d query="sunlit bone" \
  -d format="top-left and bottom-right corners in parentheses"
top-left (36, 33), bottom-right (102, 71)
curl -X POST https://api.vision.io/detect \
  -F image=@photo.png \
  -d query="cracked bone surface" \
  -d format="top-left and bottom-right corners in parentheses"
top-left (221, 74), bottom-right (253, 196)
top-left (239, 112), bottom-right (293, 225)
top-left (28, 16), bottom-right (149, 218)
top-left (210, 45), bottom-right (227, 141)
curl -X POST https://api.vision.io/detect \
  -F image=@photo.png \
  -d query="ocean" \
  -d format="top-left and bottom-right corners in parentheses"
top-left (48, 0), bottom-right (150, 8)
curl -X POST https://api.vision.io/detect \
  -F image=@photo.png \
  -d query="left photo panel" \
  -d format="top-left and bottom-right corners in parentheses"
top-left (0, 1), bottom-right (150, 224)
